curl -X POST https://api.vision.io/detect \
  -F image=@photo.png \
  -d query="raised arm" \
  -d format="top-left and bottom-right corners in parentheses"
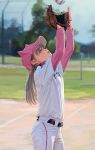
top-left (61, 27), bottom-right (74, 71)
top-left (61, 7), bottom-right (75, 71)
top-left (51, 25), bottom-right (65, 70)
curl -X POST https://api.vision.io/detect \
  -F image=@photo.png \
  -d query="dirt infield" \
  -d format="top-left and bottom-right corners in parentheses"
top-left (0, 99), bottom-right (95, 150)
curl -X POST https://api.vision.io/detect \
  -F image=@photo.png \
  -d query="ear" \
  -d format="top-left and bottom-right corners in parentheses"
top-left (31, 59), bottom-right (37, 65)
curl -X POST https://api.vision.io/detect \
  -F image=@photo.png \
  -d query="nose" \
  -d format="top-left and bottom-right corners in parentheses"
top-left (45, 49), bottom-right (49, 53)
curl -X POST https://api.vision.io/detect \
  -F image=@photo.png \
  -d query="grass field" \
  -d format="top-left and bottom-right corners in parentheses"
top-left (64, 71), bottom-right (95, 99)
top-left (0, 67), bottom-right (95, 100)
top-left (0, 56), bottom-right (21, 65)
top-left (0, 55), bottom-right (95, 67)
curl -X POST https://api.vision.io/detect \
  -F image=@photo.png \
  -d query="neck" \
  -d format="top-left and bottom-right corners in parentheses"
top-left (39, 53), bottom-right (52, 67)
top-left (40, 61), bottom-right (46, 67)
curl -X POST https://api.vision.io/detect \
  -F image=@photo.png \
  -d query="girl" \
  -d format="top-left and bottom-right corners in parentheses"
top-left (18, 7), bottom-right (74, 150)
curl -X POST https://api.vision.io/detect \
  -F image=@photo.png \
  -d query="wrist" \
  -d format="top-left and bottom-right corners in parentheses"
top-left (68, 22), bottom-right (72, 28)
top-left (57, 25), bottom-right (65, 30)
top-left (57, 25), bottom-right (62, 29)
top-left (67, 26), bottom-right (73, 30)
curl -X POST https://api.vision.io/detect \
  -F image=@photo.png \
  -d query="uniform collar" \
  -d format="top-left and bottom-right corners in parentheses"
top-left (39, 61), bottom-right (46, 67)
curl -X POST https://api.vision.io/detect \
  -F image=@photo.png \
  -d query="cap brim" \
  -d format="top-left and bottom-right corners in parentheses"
top-left (38, 36), bottom-right (47, 48)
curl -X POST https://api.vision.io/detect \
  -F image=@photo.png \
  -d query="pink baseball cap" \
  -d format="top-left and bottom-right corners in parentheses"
top-left (18, 36), bottom-right (47, 71)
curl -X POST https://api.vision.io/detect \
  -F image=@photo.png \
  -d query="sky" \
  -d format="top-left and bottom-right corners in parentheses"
top-left (0, 0), bottom-right (95, 44)
top-left (44, 0), bottom-right (95, 44)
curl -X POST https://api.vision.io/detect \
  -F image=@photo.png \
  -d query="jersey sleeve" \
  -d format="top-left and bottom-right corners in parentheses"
top-left (61, 27), bottom-right (75, 71)
top-left (51, 26), bottom-right (65, 70)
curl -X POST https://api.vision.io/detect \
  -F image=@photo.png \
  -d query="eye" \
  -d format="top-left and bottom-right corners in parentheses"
top-left (39, 47), bottom-right (43, 52)
top-left (35, 45), bottom-right (44, 54)
top-left (38, 46), bottom-right (44, 52)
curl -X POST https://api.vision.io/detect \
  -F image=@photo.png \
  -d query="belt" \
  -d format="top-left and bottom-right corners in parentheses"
top-left (37, 116), bottom-right (63, 127)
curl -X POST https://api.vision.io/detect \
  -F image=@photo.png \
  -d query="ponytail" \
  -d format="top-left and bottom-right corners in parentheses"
top-left (26, 65), bottom-right (38, 105)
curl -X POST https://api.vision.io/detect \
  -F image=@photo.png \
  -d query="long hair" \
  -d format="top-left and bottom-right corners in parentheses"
top-left (26, 64), bottom-right (38, 105)
top-left (25, 44), bottom-right (45, 105)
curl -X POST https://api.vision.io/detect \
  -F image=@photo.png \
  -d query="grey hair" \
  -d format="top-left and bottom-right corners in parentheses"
top-left (26, 65), bottom-right (38, 105)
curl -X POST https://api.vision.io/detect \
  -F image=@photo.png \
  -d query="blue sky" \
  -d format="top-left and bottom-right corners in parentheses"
top-left (0, 0), bottom-right (95, 44)
top-left (44, 0), bottom-right (95, 44)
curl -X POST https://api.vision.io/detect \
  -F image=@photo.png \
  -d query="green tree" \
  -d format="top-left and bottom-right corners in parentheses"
top-left (74, 42), bottom-right (80, 54)
top-left (74, 29), bottom-right (80, 55)
top-left (24, 0), bottom-right (80, 55)
top-left (24, 0), bottom-right (55, 49)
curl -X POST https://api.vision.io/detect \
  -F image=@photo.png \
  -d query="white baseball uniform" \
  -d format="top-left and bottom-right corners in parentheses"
top-left (31, 56), bottom-right (65, 150)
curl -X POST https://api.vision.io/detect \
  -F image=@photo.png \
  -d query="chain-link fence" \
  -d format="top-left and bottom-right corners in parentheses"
top-left (0, 0), bottom-right (95, 80)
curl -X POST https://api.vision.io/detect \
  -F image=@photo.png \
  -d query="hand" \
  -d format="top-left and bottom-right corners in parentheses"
top-left (57, 25), bottom-right (63, 29)
top-left (45, 5), bottom-right (57, 29)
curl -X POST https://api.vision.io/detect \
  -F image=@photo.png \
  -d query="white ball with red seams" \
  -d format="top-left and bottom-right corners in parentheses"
top-left (55, 0), bottom-right (65, 5)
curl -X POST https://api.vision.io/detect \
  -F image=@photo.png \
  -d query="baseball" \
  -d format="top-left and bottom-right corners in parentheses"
top-left (55, 0), bottom-right (65, 5)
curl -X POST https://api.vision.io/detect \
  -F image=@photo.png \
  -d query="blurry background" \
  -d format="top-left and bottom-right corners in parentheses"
top-left (0, 1), bottom-right (95, 150)
top-left (0, 0), bottom-right (95, 100)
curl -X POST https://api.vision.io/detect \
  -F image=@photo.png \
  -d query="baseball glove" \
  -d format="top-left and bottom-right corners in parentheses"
top-left (45, 5), bottom-right (69, 30)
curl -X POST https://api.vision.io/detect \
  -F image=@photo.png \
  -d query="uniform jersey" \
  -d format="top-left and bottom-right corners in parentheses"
top-left (34, 56), bottom-right (64, 122)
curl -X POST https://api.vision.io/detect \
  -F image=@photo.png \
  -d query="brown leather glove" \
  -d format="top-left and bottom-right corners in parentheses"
top-left (45, 5), bottom-right (57, 29)
top-left (45, 5), bottom-right (69, 30)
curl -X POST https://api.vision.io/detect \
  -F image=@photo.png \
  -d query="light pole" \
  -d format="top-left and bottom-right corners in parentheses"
top-left (1, 0), bottom-right (31, 60)
top-left (1, 0), bottom-right (10, 64)
top-left (21, 0), bottom-right (30, 33)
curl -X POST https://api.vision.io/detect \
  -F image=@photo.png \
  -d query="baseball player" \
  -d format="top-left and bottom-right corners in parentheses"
top-left (18, 7), bottom-right (74, 150)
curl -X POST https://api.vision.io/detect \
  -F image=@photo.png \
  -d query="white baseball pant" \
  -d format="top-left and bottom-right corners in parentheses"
top-left (31, 118), bottom-right (64, 150)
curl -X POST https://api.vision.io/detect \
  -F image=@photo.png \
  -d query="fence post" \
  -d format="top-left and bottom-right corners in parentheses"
top-left (80, 52), bottom-right (84, 80)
